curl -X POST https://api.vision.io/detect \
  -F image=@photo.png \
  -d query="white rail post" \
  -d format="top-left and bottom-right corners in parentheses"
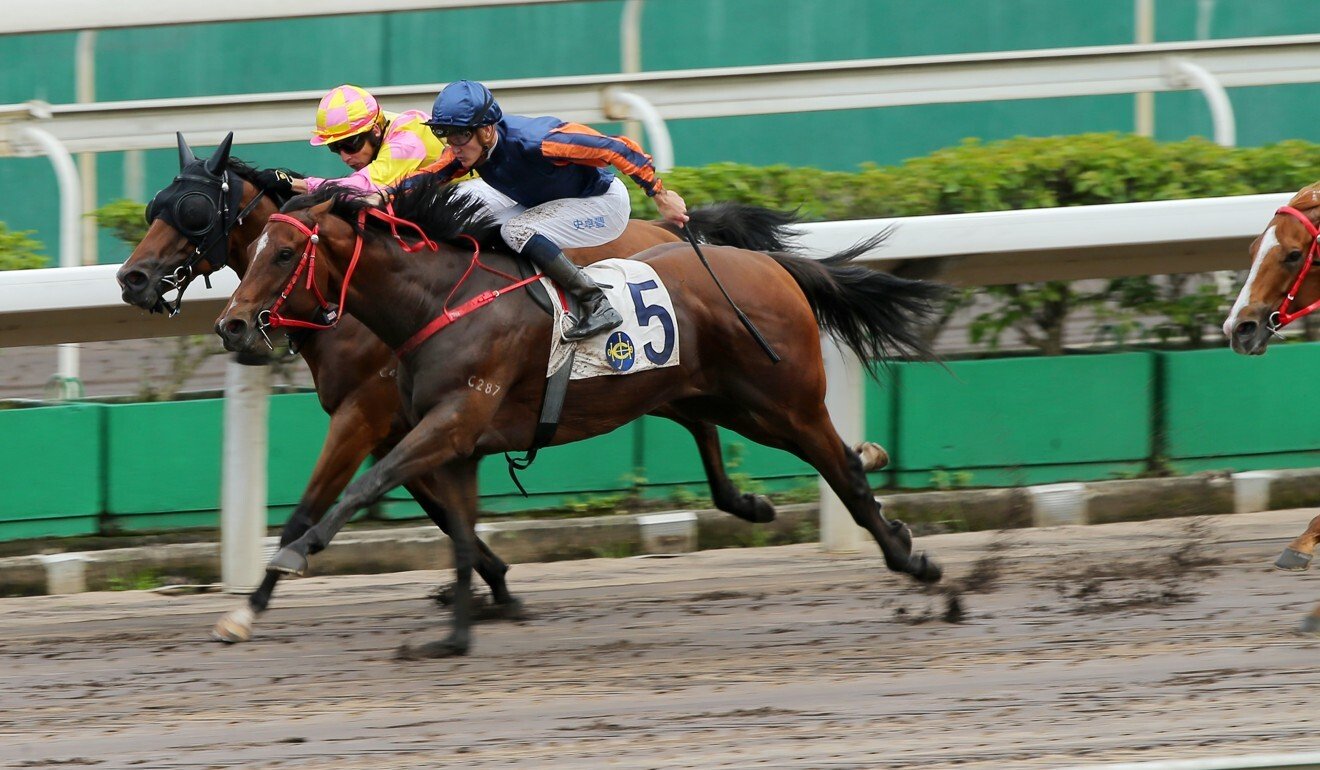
top-left (220, 354), bottom-right (270, 592)
top-left (20, 124), bottom-right (82, 399)
top-left (819, 336), bottom-right (867, 553)
top-left (603, 89), bottom-right (674, 171)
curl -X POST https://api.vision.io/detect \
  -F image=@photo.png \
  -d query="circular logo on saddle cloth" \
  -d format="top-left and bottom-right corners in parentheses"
top-left (605, 331), bottom-right (636, 372)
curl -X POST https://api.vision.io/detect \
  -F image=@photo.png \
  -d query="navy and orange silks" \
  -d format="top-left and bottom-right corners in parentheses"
top-left (413, 115), bottom-right (665, 207)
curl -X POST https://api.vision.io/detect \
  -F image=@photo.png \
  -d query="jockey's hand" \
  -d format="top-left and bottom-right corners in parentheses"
top-left (290, 177), bottom-right (309, 195)
top-left (655, 189), bottom-right (688, 226)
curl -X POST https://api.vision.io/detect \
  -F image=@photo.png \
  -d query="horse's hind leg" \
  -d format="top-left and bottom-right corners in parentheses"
top-left (655, 407), bottom-right (775, 523)
top-left (1276, 514), bottom-right (1320, 571)
top-left (405, 472), bottom-right (527, 620)
top-left (727, 404), bottom-right (936, 583)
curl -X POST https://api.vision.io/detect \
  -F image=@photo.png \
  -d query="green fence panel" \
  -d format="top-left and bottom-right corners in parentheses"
top-left (1162, 343), bottom-right (1320, 472)
top-left (380, 425), bottom-right (642, 517)
top-left (104, 399), bottom-right (224, 530)
top-left (267, 392), bottom-right (333, 508)
top-left (0, 404), bottom-right (103, 540)
top-left (893, 353), bottom-right (1155, 488)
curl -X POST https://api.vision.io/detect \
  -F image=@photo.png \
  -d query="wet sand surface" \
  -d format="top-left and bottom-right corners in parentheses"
top-left (2, 509), bottom-right (1319, 769)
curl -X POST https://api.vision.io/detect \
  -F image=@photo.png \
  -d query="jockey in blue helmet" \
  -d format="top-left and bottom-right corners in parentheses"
top-left (415, 80), bottom-right (688, 341)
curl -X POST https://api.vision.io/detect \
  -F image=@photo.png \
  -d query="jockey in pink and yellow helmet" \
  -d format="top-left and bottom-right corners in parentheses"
top-left (293, 84), bottom-right (450, 195)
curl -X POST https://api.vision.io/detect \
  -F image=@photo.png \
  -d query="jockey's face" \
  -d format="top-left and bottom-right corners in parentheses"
top-left (451, 125), bottom-right (496, 168)
top-left (330, 127), bottom-right (380, 171)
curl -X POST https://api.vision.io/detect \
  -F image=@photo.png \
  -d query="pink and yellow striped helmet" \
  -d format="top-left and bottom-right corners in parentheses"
top-left (310, 84), bottom-right (382, 146)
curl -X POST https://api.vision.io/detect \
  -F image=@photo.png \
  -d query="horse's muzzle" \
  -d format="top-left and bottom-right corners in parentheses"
top-left (1229, 319), bottom-right (1270, 356)
top-left (117, 265), bottom-right (161, 310)
top-left (215, 315), bottom-right (258, 354)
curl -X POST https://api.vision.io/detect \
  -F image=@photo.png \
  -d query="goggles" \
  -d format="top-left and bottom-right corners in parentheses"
top-left (326, 132), bottom-right (371, 156)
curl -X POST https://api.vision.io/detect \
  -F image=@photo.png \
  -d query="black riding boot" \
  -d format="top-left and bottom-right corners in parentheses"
top-left (521, 234), bottom-right (622, 341)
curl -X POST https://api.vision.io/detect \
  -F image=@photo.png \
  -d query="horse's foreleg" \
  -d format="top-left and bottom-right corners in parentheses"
top-left (269, 406), bottom-right (482, 656)
top-left (1276, 513), bottom-right (1320, 571)
top-left (211, 400), bottom-right (385, 644)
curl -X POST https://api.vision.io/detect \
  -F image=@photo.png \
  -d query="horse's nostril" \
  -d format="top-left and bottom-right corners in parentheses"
top-left (224, 318), bottom-right (248, 337)
top-left (121, 270), bottom-right (147, 289)
top-left (1235, 321), bottom-right (1258, 338)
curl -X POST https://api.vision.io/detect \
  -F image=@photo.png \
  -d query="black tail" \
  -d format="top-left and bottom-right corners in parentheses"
top-left (766, 230), bottom-right (948, 370)
top-left (658, 202), bottom-right (801, 252)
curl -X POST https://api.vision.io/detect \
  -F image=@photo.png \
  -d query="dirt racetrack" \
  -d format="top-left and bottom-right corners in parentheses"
top-left (3, 508), bottom-right (1320, 770)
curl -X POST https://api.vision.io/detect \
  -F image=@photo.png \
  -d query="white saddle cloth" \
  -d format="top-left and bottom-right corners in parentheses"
top-left (545, 259), bottom-right (682, 380)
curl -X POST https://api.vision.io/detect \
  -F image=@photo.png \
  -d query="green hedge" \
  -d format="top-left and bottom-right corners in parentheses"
top-left (629, 133), bottom-right (1320, 219)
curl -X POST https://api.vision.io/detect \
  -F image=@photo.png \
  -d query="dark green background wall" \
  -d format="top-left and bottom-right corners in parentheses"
top-left (5, 344), bottom-right (1318, 540)
top-left (1, 0), bottom-right (1319, 264)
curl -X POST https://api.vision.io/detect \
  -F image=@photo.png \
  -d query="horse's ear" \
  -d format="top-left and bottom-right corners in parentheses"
top-left (205, 132), bottom-right (235, 176)
top-left (176, 132), bottom-right (197, 169)
top-left (1288, 186), bottom-right (1320, 212)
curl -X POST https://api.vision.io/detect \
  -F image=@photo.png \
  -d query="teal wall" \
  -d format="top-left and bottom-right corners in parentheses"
top-left (2, 344), bottom-right (1318, 541)
top-left (2, 0), bottom-right (1319, 265)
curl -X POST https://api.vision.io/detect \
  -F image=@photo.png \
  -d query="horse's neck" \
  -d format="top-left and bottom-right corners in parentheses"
top-left (336, 236), bottom-right (473, 350)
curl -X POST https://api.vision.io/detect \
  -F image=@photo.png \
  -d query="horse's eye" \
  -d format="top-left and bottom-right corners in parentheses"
top-left (174, 193), bottom-right (214, 234)
top-left (275, 247), bottom-right (295, 265)
top-left (1286, 249), bottom-right (1304, 264)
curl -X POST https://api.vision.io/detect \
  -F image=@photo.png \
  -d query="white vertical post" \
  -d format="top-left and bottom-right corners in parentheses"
top-left (619, 0), bottom-right (644, 140)
top-left (220, 355), bottom-right (270, 593)
top-left (21, 125), bottom-right (82, 399)
top-left (1134, 0), bottom-right (1155, 137)
top-left (819, 336), bottom-right (867, 553)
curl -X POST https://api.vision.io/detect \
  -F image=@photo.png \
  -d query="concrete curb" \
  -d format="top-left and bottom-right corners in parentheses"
top-left (5, 468), bottom-right (1319, 597)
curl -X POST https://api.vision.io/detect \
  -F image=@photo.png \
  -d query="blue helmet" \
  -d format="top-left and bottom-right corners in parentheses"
top-left (426, 80), bottom-right (503, 130)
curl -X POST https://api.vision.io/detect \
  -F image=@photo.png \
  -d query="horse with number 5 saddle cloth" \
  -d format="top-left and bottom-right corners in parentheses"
top-left (214, 171), bottom-right (949, 659)
top-left (118, 132), bottom-right (890, 646)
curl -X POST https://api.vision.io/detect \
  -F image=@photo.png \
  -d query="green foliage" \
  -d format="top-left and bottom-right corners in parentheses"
top-left (0, 222), bottom-right (47, 270)
top-left (634, 134), bottom-right (1320, 222)
top-left (93, 199), bottom-right (148, 246)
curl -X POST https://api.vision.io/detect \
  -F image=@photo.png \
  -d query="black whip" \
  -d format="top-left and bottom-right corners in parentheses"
top-left (680, 224), bottom-right (780, 363)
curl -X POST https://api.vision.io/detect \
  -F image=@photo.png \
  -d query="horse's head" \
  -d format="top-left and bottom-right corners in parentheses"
top-left (215, 198), bottom-right (357, 355)
top-left (117, 132), bottom-right (267, 314)
top-left (1224, 186), bottom-right (1320, 355)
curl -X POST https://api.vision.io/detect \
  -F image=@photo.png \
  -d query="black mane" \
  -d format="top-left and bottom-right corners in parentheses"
top-left (281, 172), bottom-right (504, 251)
top-left (227, 157), bottom-right (303, 207)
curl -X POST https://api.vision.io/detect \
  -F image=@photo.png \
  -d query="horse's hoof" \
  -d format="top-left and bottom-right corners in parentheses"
top-left (431, 583), bottom-right (458, 607)
top-left (856, 441), bottom-right (890, 472)
top-left (267, 547), bottom-right (309, 576)
top-left (210, 606), bottom-right (254, 644)
top-left (1275, 548), bottom-right (1313, 572)
top-left (910, 552), bottom-right (942, 584)
top-left (744, 494), bottom-right (777, 524)
top-left (396, 637), bottom-right (470, 660)
top-left (1300, 615), bottom-right (1320, 635)
top-left (481, 597), bottom-right (530, 622)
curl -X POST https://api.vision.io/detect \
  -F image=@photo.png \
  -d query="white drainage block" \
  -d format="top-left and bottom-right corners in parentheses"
top-left (1232, 470), bottom-right (1278, 513)
top-left (40, 553), bottom-right (88, 595)
top-left (1026, 483), bottom-right (1088, 527)
top-left (637, 511), bottom-right (698, 554)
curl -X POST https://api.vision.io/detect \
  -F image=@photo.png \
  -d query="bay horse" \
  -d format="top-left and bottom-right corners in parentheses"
top-left (117, 133), bottom-right (850, 644)
top-left (1224, 184), bottom-right (1320, 632)
top-left (214, 174), bottom-right (946, 658)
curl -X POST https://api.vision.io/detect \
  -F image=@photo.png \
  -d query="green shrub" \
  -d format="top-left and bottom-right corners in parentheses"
top-left (0, 222), bottom-right (46, 270)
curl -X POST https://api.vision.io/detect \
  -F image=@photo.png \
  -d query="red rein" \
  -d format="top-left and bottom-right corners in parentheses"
top-left (260, 207), bottom-right (543, 357)
top-left (1272, 206), bottom-right (1320, 328)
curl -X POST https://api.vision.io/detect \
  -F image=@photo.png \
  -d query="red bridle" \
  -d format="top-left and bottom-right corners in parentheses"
top-left (1271, 206), bottom-right (1320, 329)
top-left (255, 205), bottom-right (546, 357)
top-left (257, 206), bottom-right (440, 341)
